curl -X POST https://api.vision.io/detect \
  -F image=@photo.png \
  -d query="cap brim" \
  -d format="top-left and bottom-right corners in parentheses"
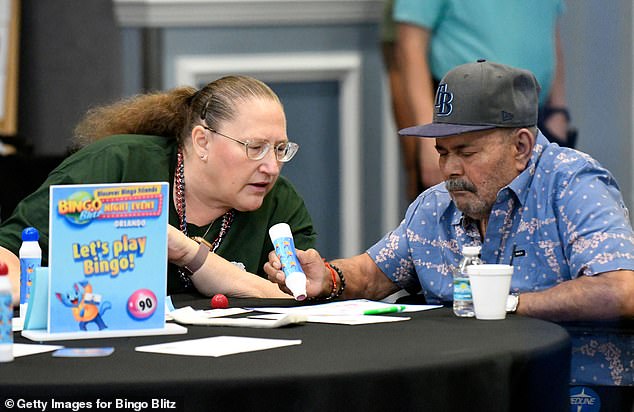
top-left (398, 123), bottom-right (496, 138)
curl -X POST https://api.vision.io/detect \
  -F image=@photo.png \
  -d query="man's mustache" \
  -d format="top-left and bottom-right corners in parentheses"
top-left (445, 179), bottom-right (476, 193)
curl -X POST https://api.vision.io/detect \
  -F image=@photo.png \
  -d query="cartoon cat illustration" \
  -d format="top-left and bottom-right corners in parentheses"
top-left (55, 281), bottom-right (111, 331)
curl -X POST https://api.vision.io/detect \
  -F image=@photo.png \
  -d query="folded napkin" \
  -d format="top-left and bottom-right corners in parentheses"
top-left (170, 306), bottom-right (306, 328)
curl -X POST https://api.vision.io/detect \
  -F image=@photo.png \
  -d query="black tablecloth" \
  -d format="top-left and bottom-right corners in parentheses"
top-left (4, 294), bottom-right (571, 412)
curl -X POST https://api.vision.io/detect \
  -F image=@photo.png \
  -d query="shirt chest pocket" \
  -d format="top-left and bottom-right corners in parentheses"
top-left (509, 240), bottom-right (569, 292)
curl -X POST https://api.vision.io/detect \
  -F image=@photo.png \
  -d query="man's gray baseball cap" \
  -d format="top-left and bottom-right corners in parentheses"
top-left (399, 60), bottom-right (540, 138)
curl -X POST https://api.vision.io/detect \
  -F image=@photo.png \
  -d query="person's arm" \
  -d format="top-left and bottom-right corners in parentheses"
top-left (382, 41), bottom-right (420, 200)
top-left (517, 270), bottom-right (634, 321)
top-left (542, 24), bottom-right (570, 143)
top-left (265, 248), bottom-right (399, 300)
top-left (330, 254), bottom-right (401, 299)
top-left (0, 246), bottom-right (20, 306)
top-left (167, 225), bottom-right (288, 298)
top-left (396, 23), bottom-right (443, 189)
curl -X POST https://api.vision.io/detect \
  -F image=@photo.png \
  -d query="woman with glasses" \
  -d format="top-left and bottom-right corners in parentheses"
top-left (0, 75), bottom-right (315, 301)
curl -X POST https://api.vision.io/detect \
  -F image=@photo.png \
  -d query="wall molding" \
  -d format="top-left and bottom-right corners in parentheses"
top-left (175, 52), bottom-right (363, 256)
top-left (381, 77), bottom-right (400, 234)
top-left (114, 0), bottom-right (383, 27)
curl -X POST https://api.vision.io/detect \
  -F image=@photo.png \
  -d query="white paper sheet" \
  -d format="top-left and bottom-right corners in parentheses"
top-left (135, 336), bottom-right (302, 357)
top-left (201, 308), bottom-right (251, 318)
top-left (248, 299), bottom-right (441, 316)
top-left (249, 313), bottom-right (411, 325)
top-left (166, 307), bottom-right (249, 321)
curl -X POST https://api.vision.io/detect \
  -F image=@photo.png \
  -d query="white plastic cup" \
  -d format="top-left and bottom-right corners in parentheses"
top-left (467, 264), bottom-right (513, 320)
top-left (268, 223), bottom-right (307, 301)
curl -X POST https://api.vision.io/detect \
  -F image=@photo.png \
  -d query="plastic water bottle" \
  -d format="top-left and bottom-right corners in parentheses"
top-left (19, 227), bottom-right (41, 318)
top-left (453, 245), bottom-right (482, 317)
top-left (0, 261), bottom-right (13, 362)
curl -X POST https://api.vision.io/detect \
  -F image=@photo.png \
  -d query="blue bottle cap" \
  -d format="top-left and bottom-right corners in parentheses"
top-left (21, 227), bottom-right (39, 242)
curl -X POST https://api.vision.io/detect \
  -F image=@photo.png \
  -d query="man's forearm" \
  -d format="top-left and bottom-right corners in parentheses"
top-left (332, 254), bottom-right (399, 300)
top-left (517, 270), bottom-right (634, 321)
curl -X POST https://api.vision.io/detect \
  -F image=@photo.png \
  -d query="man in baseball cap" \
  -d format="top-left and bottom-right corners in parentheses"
top-left (266, 60), bottom-right (634, 322)
top-left (399, 59), bottom-right (540, 137)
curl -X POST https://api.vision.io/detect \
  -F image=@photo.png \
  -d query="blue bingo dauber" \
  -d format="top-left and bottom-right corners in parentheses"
top-left (269, 223), bottom-right (307, 301)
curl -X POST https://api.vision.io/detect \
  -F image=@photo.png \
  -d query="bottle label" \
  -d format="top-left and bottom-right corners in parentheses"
top-left (20, 257), bottom-right (41, 306)
top-left (0, 292), bottom-right (12, 344)
top-left (453, 277), bottom-right (472, 301)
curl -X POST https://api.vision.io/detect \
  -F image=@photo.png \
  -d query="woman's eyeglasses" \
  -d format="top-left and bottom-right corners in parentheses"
top-left (202, 126), bottom-right (299, 162)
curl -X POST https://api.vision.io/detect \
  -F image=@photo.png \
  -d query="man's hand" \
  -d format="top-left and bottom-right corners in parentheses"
top-left (264, 248), bottom-right (332, 299)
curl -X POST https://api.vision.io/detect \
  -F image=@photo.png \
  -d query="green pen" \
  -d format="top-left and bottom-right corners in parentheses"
top-left (362, 305), bottom-right (406, 315)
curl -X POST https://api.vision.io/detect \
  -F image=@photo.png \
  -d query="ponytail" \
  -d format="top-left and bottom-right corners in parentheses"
top-left (73, 87), bottom-right (196, 148)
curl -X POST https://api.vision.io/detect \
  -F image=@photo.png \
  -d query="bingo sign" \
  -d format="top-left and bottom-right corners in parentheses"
top-left (48, 182), bottom-right (168, 334)
top-left (569, 387), bottom-right (601, 412)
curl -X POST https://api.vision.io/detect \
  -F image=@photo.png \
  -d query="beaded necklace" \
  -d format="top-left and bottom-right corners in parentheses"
top-left (175, 147), bottom-right (235, 287)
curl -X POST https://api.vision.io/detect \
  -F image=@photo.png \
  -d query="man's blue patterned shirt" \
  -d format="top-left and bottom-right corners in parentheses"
top-left (368, 132), bottom-right (634, 304)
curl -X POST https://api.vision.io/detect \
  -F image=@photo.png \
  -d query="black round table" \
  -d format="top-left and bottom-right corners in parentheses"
top-left (3, 294), bottom-right (571, 412)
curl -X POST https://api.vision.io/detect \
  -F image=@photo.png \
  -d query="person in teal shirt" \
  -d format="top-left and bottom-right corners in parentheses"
top-left (0, 75), bottom-right (317, 303)
top-left (393, 0), bottom-right (574, 194)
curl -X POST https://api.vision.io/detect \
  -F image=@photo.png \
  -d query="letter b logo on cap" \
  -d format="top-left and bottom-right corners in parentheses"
top-left (435, 84), bottom-right (453, 117)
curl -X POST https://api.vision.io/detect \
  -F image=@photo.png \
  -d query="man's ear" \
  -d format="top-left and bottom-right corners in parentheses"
top-left (514, 128), bottom-right (535, 166)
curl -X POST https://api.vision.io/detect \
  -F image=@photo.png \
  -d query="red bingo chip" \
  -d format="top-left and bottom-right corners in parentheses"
top-left (210, 294), bottom-right (229, 309)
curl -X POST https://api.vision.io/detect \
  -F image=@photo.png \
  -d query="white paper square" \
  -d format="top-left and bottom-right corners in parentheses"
top-left (135, 335), bottom-right (301, 357)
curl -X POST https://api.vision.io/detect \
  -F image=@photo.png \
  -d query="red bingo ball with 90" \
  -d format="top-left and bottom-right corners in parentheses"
top-left (211, 294), bottom-right (229, 309)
